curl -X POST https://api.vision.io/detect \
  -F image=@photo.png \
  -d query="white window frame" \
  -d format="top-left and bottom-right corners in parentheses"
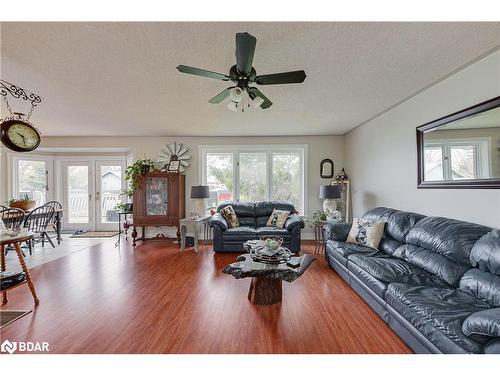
top-left (424, 137), bottom-right (491, 180)
top-left (7, 153), bottom-right (55, 203)
top-left (199, 144), bottom-right (308, 214)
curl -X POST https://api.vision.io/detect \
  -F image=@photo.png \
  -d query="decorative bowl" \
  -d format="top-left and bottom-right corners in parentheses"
top-left (259, 236), bottom-right (284, 250)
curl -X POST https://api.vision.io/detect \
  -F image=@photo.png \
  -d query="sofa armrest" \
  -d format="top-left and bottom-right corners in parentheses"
top-left (324, 222), bottom-right (352, 242)
top-left (462, 308), bottom-right (500, 342)
top-left (284, 214), bottom-right (305, 231)
top-left (209, 213), bottom-right (229, 231)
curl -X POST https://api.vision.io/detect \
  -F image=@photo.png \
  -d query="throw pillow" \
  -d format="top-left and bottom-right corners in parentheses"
top-left (266, 209), bottom-right (291, 228)
top-left (220, 205), bottom-right (239, 228)
top-left (346, 218), bottom-right (385, 249)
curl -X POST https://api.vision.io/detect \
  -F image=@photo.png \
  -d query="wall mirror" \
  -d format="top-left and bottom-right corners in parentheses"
top-left (417, 96), bottom-right (500, 188)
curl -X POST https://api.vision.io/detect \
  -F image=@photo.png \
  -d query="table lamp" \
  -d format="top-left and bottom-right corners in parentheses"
top-left (319, 184), bottom-right (341, 217)
top-left (190, 185), bottom-right (210, 218)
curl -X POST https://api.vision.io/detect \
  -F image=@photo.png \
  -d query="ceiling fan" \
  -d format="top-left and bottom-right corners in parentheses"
top-left (176, 32), bottom-right (306, 111)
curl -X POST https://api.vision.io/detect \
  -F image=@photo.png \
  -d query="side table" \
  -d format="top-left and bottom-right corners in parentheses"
top-left (314, 220), bottom-right (344, 254)
top-left (1, 230), bottom-right (39, 305)
top-left (115, 211), bottom-right (133, 247)
top-left (179, 216), bottom-right (211, 253)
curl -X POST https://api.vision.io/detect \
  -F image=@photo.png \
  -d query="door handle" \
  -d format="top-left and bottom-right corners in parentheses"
top-left (89, 194), bottom-right (92, 201)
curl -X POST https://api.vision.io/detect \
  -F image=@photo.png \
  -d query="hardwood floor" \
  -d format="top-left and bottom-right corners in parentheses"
top-left (0, 239), bottom-right (412, 354)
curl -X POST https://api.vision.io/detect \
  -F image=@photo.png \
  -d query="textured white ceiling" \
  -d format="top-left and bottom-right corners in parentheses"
top-left (1, 22), bottom-right (499, 136)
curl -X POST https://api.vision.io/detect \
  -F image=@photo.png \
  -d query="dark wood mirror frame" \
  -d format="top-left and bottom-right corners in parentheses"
top-left (417, 96), bottom-right (500, 189)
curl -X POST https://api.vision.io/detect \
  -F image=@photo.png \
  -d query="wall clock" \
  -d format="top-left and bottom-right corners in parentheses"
top-left (158, 142), bottom-right (191, 173)
top-left (0, 118), bottom-right (41, 152)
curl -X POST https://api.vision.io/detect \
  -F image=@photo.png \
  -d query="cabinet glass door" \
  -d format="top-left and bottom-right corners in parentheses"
top-left (145, 177), bottom-right (168, 216)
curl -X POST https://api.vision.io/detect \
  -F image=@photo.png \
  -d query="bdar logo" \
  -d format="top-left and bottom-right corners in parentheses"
top-left (1, 339), bottom-right (17, 354)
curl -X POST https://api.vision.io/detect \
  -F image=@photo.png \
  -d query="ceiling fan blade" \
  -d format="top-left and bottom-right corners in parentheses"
top-left (208, 87), bottom-right (234, 104)
top-left (176, 65), bottom-right (230, 81)
top-left (255, 70), bottom-right (306, 85)
top-left (248, 87), bottom-right (272, 109)
top-left (235, 32), bottom-right (256, 75)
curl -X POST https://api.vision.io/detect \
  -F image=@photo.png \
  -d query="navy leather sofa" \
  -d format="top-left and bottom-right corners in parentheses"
top-left (324, 207), bottom-right (500, 354)
top-left (209, 201), bottom-right (304, 253)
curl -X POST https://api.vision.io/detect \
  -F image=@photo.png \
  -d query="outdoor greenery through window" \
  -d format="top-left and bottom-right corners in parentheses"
top-left (16, 159), bottom-right (48, 204)
top-left (202, 146), bottom-right (305, 213)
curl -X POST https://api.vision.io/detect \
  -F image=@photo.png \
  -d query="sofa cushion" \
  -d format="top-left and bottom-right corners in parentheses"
top-left (346, 218), bottom-right (385, 249)
top-left (470, 230), bottom-right (500, 275)
top-left (462, 308), bottom-right (500, 342)
top-left (326, 240), bottom-right (381, 267)
top-left (459, 268), bottom-right (500, 307)
top-left (394, 244), bottom-right (470, 286)
top-left (378, 237), bottom-right (403, 256)
top-left (218, 202), bottom-right (255, 217)
top-left (266, 209), bottom-right (291, 228)
top-left (483, 338), bottom-right (500, 354)
top-left (363, 207), bottom-right (425, 243)
top-left (348, 261), bottom-right (389, 298)
top-left (223, 226), bottom-right (257, 240)
top-left (255, 226), bottom-right (290, 237)
top-left (405, 216), bottom-right (492, 266)
top-left (219, 205), bottom-right (240, 228)
top-left (348, 254), bottom-right (448, 287)
top-left (386, 283), bottom-right (491, 353)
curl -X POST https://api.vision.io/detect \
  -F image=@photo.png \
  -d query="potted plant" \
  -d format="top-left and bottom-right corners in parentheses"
top-left (124, 159), bottom-right (157, 193)
top-left (9, 193), bottom-right (36, 211)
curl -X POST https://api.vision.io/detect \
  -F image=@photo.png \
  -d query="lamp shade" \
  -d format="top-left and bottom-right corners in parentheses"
top-left (191, 185), bottom-right (210, 199)
top-left (319, 185), bottom-right (341, 199)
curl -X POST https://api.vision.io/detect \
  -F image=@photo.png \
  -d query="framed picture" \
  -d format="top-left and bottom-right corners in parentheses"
top-left (320, 159), bottom-right (334, 178)
top-left (167, 160), bottom-right (180, 172)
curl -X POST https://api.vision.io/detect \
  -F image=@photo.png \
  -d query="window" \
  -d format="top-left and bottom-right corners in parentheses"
top-left (200, 145), bottom-right (306, 213)
top-left (424, 139), bottom-right (490, 181)
top-left (10, 156), bottom-right (53, 205)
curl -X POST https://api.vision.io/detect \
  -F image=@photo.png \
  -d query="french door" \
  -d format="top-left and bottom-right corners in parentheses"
top-left (62, 159), bottom-right (125, 231)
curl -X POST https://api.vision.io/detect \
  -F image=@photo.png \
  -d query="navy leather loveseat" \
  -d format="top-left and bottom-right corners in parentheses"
top-left (209, 201), bottom-right (304, 253)
top-left (324, 207), bottom-right (500, 354)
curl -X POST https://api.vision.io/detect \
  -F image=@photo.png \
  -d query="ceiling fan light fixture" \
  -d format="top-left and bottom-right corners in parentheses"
top-left (229, 87), bottom-right (244, 102)
top-left (252, 96), bottom-right (265, 109)
top-left (226, 101), bottom-right (238, 112)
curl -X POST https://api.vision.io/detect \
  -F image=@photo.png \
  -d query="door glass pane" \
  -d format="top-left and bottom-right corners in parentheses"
top-left (17, 160), bottom-right (47, 205)
top-left (424, 146), bottom-right (444, 181)
top-left (272, 152), bottom-right (302, 212)
top-left (451, 145), bottom-right (476, 180)
top-left (206, 152), bottom-right (233, 208)
top-left (239, 153), bottom-right (267, 201)
top-left (68, 166), bottom-right (89, 223)
top-left (100, 165), bottom-right (122, 223)
top-left (145, 177), bottom-right (168, 215)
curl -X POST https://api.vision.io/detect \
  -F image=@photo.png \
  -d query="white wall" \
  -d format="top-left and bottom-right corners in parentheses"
top-left (345, 50), bottom-right (500, 228)
top-left (5, 135), bottom-right (344, 236)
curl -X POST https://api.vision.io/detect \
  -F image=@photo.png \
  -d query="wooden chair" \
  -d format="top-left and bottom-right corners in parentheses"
top-left (43, 201), bottom-right (63, 242)
top-left (1, 207), bottom-right (26, 256)
top-left (24, 205), bottom-right (55, 254)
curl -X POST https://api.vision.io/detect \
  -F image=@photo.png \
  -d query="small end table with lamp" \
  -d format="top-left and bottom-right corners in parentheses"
top-left (316, 184), bottom-right (342, 253)
top-left (179, 185), bottom-right (211, 252)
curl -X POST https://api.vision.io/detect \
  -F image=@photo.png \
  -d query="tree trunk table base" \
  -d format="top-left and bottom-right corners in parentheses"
top-left (223, 250), bottom-right (315, 306)
top-left (248, 277), bottom-right (282, 305)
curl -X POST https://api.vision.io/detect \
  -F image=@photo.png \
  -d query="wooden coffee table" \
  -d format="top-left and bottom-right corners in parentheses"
top-left (223, 251), bottom-right (315, 305)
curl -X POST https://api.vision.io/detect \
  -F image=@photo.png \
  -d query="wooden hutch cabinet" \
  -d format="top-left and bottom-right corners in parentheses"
top-left (132, 171), bottom-right (185, 246)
